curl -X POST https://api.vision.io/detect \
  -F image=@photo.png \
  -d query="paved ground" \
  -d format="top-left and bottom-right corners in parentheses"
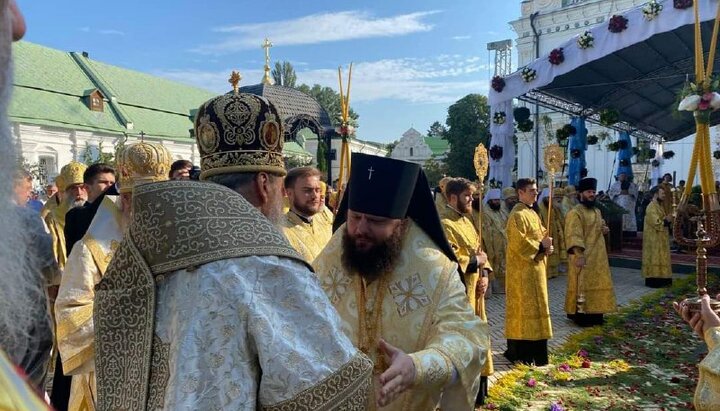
top-left (484, 267), bottom-right (686, 385)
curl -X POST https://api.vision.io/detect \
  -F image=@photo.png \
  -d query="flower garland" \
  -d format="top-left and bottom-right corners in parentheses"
top-left (489, 178), bottom-right (503, 189)
top-left (577, 31), bottom-right (594, 49)
top-left (521, 67), bottom-right (537, 82)
top-left (608, 15), bottom-right (629, 33)
top-left (607, 141), bottom-right (621, 151)
top-left (642, 0), bottom-right (663, 20)
top-left (490, 145), bottom-right (504, 160)
top-left (517, 119), bottom-right (534, 132)
top-left (674, 0), bottom-right (693, 9)
top-left (662, 150), bottom-right (675, 159)
top-left (493, 111), bottom-right (507, 125)
top-left (652, 159), bottom-right (661, 167)
top-left (491, 75), bottom-right (505, 93)
top-left (555, 124), bottom-right (576, 142)
top-left (514, 107), bottom-right (531, 122)
top-left (678, 76), bottom-right (720, 122)
top-left (587, 135), bottom-right (599, 145)
top-left (335, 123), bottom-right (355, 136)
top-left (714, 150), bottom-right (720, 160)
top-left (549, 48), bottom-right (565, 65)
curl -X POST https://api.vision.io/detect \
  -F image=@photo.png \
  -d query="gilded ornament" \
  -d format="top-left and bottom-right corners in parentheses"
top-left (544, 144), bottom-right (564, 173)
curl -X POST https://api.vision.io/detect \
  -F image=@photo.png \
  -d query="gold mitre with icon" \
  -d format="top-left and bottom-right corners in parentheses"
top-left (117, 141), bottom-right (172, 194)
top-left (193, 71), bottom-right (286, 180)
top-left (60, 161), bottom-right (87, 188)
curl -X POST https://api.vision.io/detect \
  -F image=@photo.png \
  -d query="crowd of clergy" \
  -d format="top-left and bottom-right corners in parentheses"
top-left (3, 1), bottom-right (720, 409)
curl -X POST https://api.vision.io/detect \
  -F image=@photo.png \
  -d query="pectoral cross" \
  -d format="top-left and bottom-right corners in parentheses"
top-left (368, 166), bottom-right (375, 180)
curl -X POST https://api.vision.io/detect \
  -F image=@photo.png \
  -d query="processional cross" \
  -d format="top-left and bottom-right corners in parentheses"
top-left (261, 38), bottom-right (273, 85)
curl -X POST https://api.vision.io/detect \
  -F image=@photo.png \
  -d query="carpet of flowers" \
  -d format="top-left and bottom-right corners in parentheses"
top-left (481, 277), bottom-right (707, 410)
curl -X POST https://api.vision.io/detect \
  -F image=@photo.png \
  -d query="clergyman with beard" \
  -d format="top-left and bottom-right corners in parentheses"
top-left (314, 153), bottom-right (488, 410)
top-left (44, 161), bottom-right (88, 271)
top-left (438, 177), bottom-right (493, 406)
top-left (564, 177), bottom-right (618, 327)
top-left (281, 166), bottom-right (332, 263)
top-left (641, 186), bottom-right (673, 288)
top-left (93, 75), bottom-right (371, 411)
top-left (482, 188), bottom-right (508, 293)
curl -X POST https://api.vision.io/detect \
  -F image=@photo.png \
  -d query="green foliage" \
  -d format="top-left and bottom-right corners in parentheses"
top-left (423, 158), bottom-right (448, 187)
top-left (271, 61), bottom-right (297, 87)
top-left (316, 139), bottom-right (328, 174)
top-left (81, 140), bottom-right (115, 166)
top-left (427, 121), bottom-right (447, 138)
top-left (296, 84), bottom-right (359, 127)
top-left (17, 155), bottom-right (41, 181)
top-left (384, 140), bottom-right (399, 158)
top-left (443, 94), bottom-right (491, 179)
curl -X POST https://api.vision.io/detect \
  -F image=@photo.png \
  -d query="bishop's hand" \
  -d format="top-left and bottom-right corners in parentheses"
top-left (377, 339), bottom-right (415, 407)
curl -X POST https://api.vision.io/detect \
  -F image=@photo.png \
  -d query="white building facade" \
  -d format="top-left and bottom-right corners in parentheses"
top-left (390, 127), bottom-right (449, 167)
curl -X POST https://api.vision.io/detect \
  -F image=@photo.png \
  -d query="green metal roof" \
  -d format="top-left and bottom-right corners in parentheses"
top-left (283, 141), bottom-right (313, 158)
top-left (424, 137), bottom-right (449, 156)
top-left (9, 41), bottom-right (216, 141)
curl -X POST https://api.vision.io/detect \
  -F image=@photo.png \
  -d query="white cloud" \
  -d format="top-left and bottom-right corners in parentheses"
top-left (154, 55), bottom-right (489, 105)
top-left (191, 10), bottom-right (440, 54)
top-left (98, 29), bottom-right (125, 36)
top-left (452, 35), bottom-right (471, 40)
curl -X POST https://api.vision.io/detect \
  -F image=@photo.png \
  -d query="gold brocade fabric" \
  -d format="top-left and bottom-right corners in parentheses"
top-left (481, 207), bottom-right (508, 285)
top-left (45, 200), bottom-right (69, 270)
top-left (439, 205), bottom-right (494, 377)
top-left (281, 210), bottom-right (332, 263)
top-left (538, 202), bottom-right (567, 279)
top-left (314, 221), bottom-right (488, 410)
top-left (0, 349), bottom-right (49, 411)
top-left (55, 196), bottom-right (123, 411)
top-left (94, 181), bottom-right (372, 411)
top-left (642, 201), bottom-right (672, 280)
top-left (696, 327), bottom-right (720, 411)
top-left (564, 205), bottom-right (618, 315)
top-left (434, 193), bottom-right (447, 215)
top-left (660, 182), bottom-right (674, 217)
top-left (561, 195), bottom-right (578, 217)
top-left (505, 203), bottom-right (552, 341)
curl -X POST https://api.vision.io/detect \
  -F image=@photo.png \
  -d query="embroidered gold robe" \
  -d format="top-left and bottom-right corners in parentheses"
top-left (564, 205), bottom-right (617, 315)
top-left (44, 199), bottom-right (69, 270)
top-left (642, 201), bottom-right (672, 280)
top-left (561, 195), bottom-right (578, 217)
top-left (695, 326), bottom-right (720, 410)
top-left (505, 203), bottom-right (552, 341)
top-left (482, 207), bottom-right (508, 287)
top-left (55, 196), bottom-right (122, 411)
top-left (434, 192), bottom-right (447, 215)
top-left (281, 210), bottom-right (332, 263)
top-left (0, 349), bottom-right (49, 411)
top-left (314, 221), bottom-right (488, 410)
top-left (660, 182), bottom-right (674, 217)
top-left (538, 202), bottom-right (567, 279)
top-left (439, 205), bottom-right (494, 377)
top-left (94, 181), bottom-right (371, 411)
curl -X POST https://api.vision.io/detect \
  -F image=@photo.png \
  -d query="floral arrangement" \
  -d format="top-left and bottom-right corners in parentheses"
top-left (619, 158), bottom-right (631, 167)
top-left (517, 119), bottom-right (534, 132)
top-left (521, 67), bottom-right (538, 82)
top-left (489, 178), bottom-right (503, 189)
top-left (608, 15), bottom-right (629, 33)
top-left (678, 76), bottom-right (720, 122)
top-left (489, 145), bottom-right (504, 160)
top-left (632, 147), bottom-right (640, 156)
top-left (652, 159), bottom-right (661, 167)
top-left (649, 148), bottom-right (657, 158)
top-left (587, 135), bottom-right (599, 145)
top-left (571, 149), bottom-right (582, 158)
top-left (493, 111), bottom-right (507, 125)
top-left (607, 141), bottom-right (621, 151)
top-left (335, 123), bottom-right (355, 136)
top-left (674, 0), bottom-right (693, 9)
top-left (663, 150), bottom-right (675, 159)
top-left (714, 150), bottom-right (720, 160)
top-left (642, 0), bottom-right (663, 20)
top-left (491, 75), bottom-right (505, 93)
top-left (514, 107), bottom-right (531, 122)
top-left (555, 124), bottom-right (576, 142)
top-left (577, 31), bottom-right (594, 49)
top-left (549, 48), bottom-right (565, 65)
top-left (599, 109), bottom-right (620, 126)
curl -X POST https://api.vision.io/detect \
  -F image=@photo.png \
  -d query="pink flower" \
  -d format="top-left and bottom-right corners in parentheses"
top-left (527, 377), bottom-right (537, 387)
top-left (582, 360), bottom-right (592, 368)
top-left (558, 364), bottom-right (571, 372)
top-left (577, 349), bottom-right (589, 358)
top-left (699, 100), bottom-right (710, 111)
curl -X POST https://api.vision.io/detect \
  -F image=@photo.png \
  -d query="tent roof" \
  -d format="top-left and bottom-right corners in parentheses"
top-left (490, 0), bottom-right (720, 141)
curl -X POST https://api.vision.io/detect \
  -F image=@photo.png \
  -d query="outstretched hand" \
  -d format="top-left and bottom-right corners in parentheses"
top-left (376, 339), bottom-right (415, 408)
top-left (673, 294), bottom-right (720, 339)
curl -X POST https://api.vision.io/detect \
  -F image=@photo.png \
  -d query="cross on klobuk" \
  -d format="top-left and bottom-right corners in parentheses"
top-left (368, 166), bottom-right (375, 180)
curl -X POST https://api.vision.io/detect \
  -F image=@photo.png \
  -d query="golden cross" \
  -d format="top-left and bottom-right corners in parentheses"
top-left (262, 38), bottom-right (273, 85)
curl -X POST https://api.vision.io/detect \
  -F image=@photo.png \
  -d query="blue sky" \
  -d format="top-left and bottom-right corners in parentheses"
top-left (19, 0), bottom-right (519, 143)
